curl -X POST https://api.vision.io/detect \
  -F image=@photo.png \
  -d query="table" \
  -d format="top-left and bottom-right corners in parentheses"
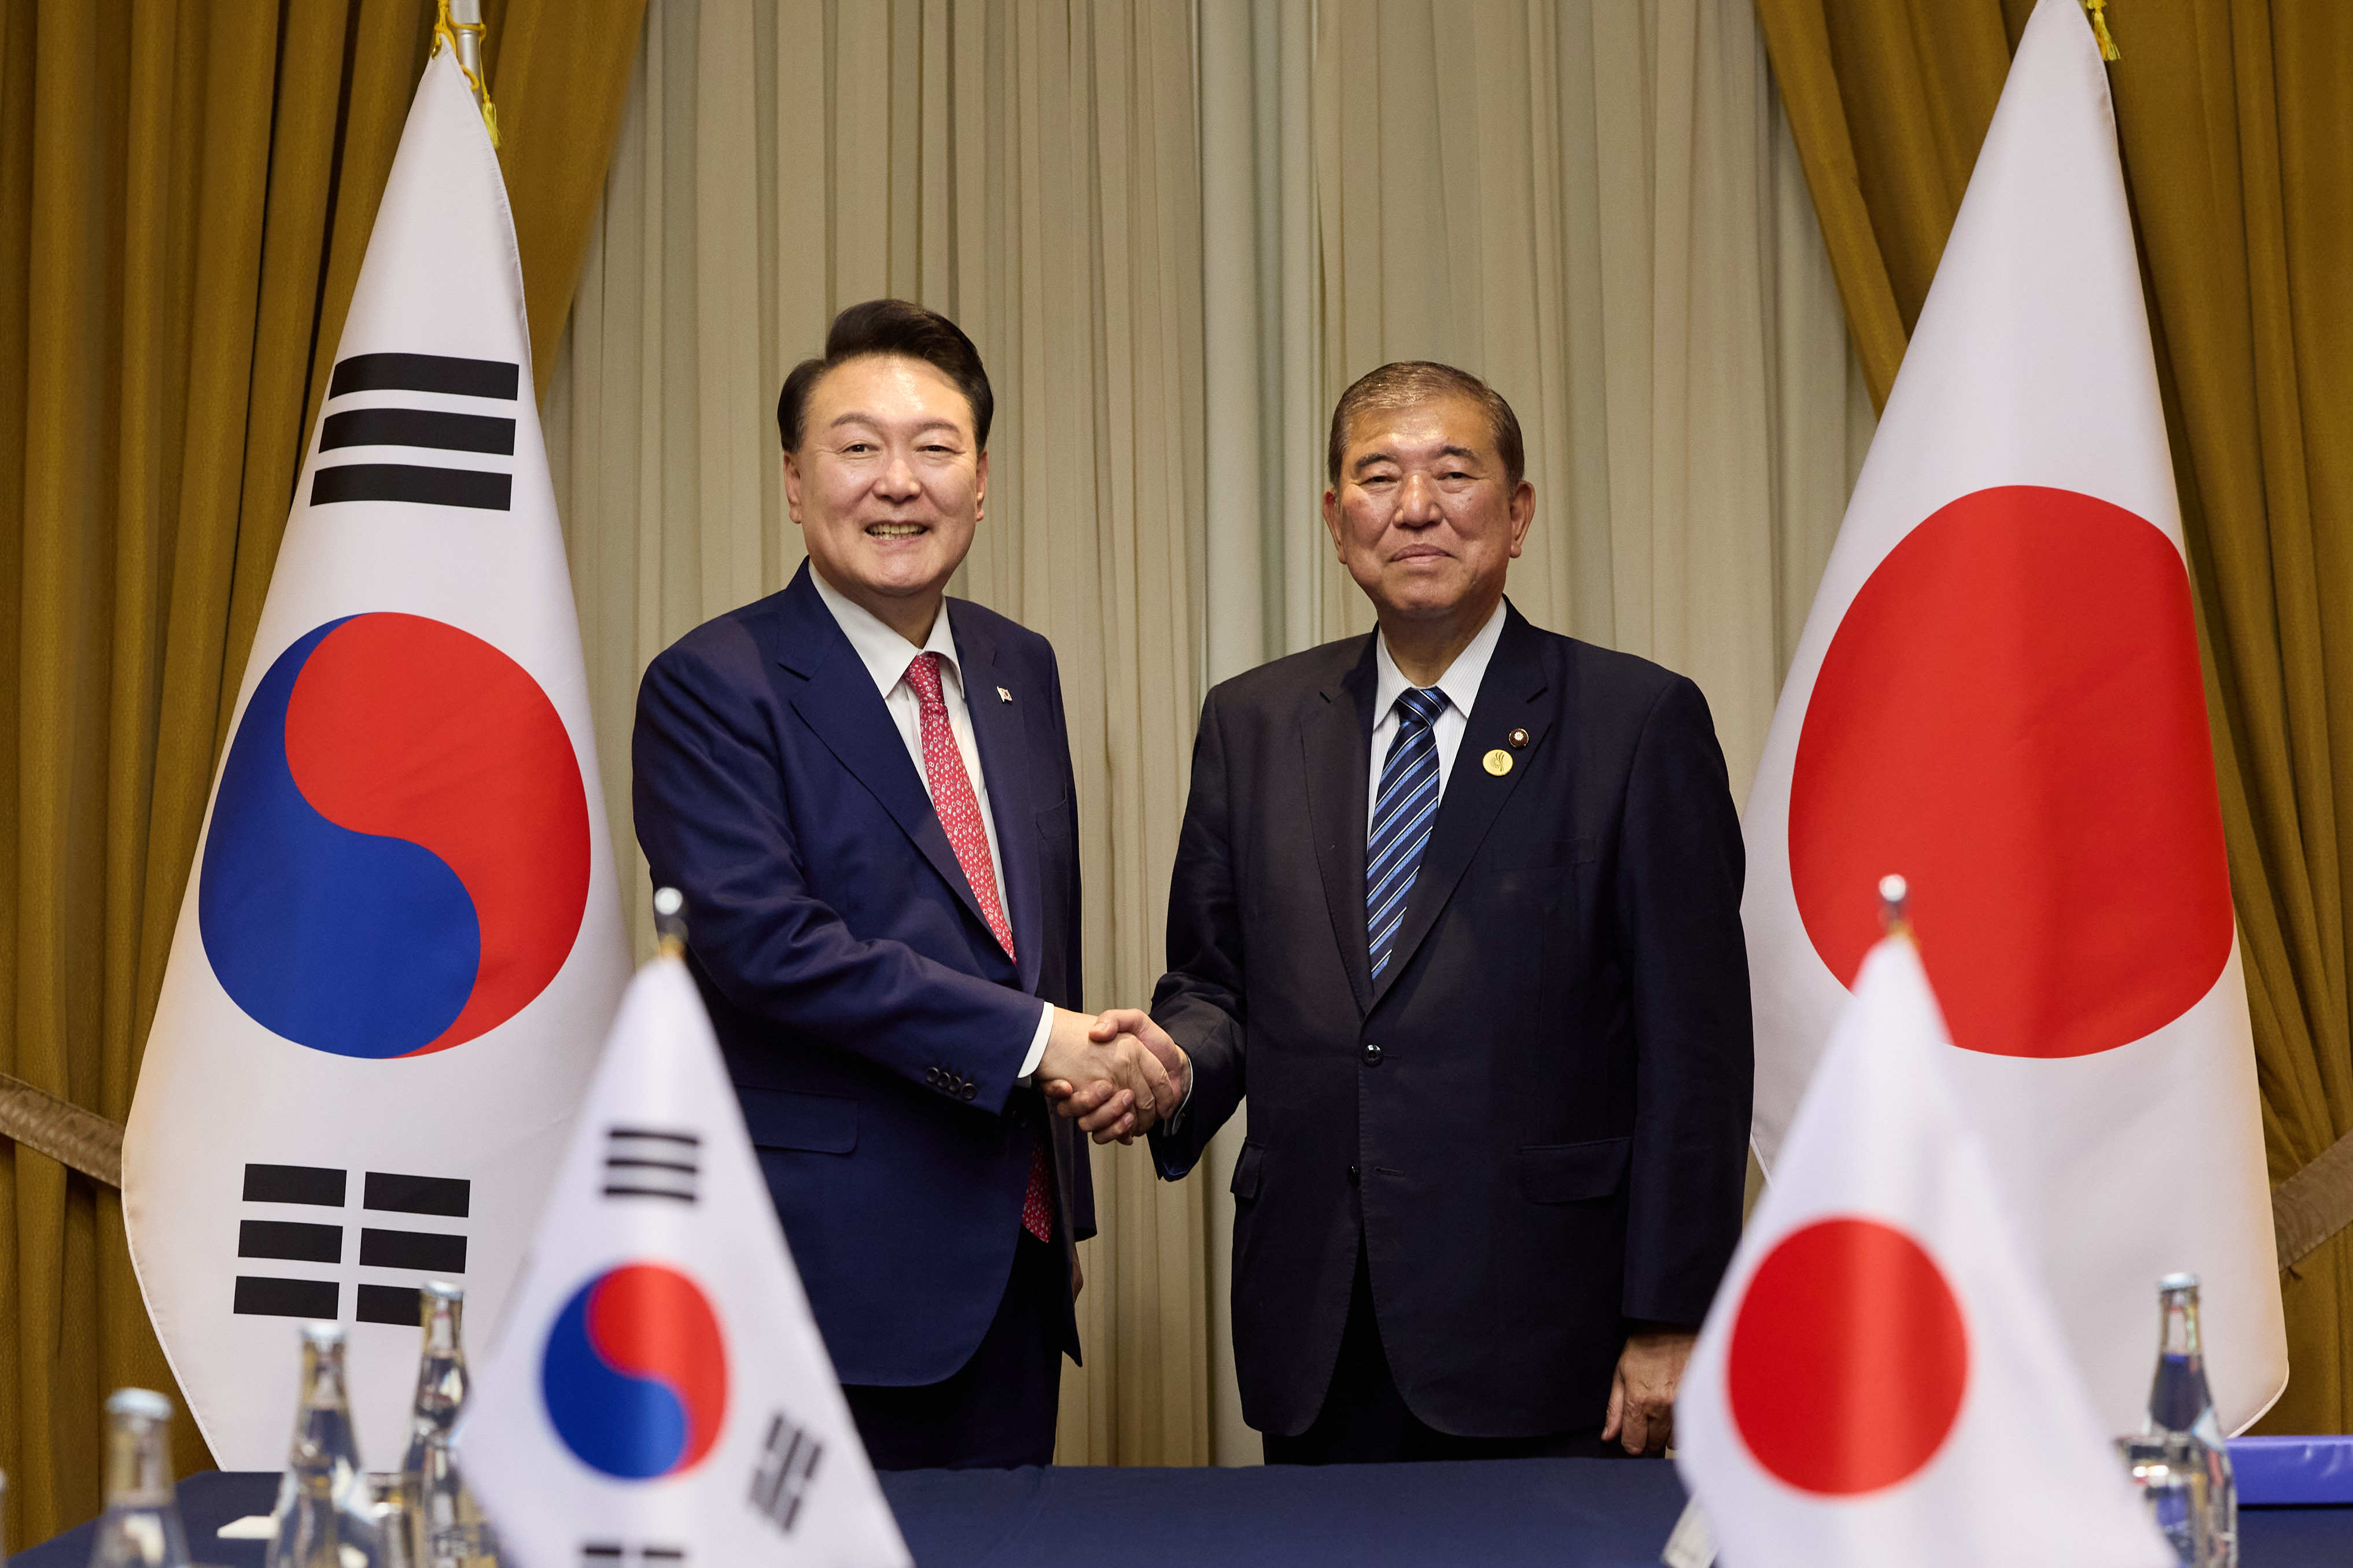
top-left (19, 1463), bottom-right (2353, 1566)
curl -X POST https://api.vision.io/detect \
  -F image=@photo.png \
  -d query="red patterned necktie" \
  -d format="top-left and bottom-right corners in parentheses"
top-left (903, 653), bottom-right (1054, 1244)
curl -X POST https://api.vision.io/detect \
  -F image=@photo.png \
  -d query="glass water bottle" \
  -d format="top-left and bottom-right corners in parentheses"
top-left (87, 1389), bottom-right (190, 1568)
top-left (2143, 1272), bottom-right (2237, 1567)
top-left (266, 1322), bottom-right (382, 1568)
top-left (400, 1282), bottom-right (498, 1568)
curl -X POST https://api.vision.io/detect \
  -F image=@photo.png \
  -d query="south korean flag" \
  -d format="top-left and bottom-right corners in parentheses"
top-left (458, 912), bottom-right (909, 1567)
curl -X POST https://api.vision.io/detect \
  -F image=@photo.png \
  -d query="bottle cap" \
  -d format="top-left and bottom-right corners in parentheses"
top-left (105, 1388), bottom-right (172, 1421)
top-left (422, 1279), bottom-right (465, 1303)
top-left (2159, 1271), bottom-right (2200, 1292)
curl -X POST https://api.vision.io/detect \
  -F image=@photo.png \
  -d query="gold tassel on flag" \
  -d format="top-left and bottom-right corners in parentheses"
top-left (433, 0), bottom-right (501, 146)
top-left (2081, 0), bottom-right (2122, 61)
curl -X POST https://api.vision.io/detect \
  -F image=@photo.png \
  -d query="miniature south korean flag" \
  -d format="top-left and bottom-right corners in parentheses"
top-left (458, 906), bottom-right (910, 1567)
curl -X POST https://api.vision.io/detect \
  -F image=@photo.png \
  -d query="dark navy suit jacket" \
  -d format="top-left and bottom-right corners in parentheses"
top-left (1147, 604), bottom-right (1752, 1438)
top-left (634, 562), bottom-right (1092, 1387)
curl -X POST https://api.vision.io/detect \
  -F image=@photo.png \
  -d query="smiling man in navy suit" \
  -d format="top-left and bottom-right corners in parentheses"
top-left (633, 300), bottom-right (1176, 1469)
top-left (1072, 360), bottom-right (1752, 1463)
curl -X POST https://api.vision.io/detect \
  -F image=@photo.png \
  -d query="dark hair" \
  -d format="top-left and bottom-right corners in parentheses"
top-left (776, 299), bottom-right (995, 454)
top-left (1325, 360), bottom-right (1525, 492)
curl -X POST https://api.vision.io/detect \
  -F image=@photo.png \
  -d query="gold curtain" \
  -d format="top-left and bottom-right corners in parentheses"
top-left (1756, 0), bottom-right (2353, 1430)
top-left (0, 0), bottom-right (645, 1543)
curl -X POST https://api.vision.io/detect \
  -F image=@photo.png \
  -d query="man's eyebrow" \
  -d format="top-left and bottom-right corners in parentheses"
top-left (826, 411), bottom-right (967, 440)
top-left (1439, 445), bottom-right (1482, 463)
top-left (1350, 450), bottom-right (1398, 474)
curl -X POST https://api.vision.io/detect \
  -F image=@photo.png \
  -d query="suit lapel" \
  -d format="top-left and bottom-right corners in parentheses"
top-left (1302, 636), bottom-right (1380, 1016)
top-left (1370, 606), bottom-right (1553, 1008)
top-left (951, 602), bottom-right (1043, 993)
top-left (774, 566), bottom-right (995, 942)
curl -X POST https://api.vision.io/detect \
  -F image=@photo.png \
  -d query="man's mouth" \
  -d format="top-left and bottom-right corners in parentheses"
top-left (867, 522), bottom-right (927, 539)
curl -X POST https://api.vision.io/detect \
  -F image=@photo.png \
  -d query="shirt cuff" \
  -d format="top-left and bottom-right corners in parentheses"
top-left (1019, 1002), bottom-right (1054, 1080)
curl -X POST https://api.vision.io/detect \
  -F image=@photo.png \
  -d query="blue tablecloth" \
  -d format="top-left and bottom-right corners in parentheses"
top-left (18, 1463), bottom-right (2353, 1566)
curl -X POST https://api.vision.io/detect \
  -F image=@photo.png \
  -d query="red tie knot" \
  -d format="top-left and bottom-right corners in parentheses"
top-left (904, 652), bottom-right (947, 712)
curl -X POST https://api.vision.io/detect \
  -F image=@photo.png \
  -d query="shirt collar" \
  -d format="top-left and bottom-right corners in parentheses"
top-left (809, 566), bottom-right (962, 698)
top-left (1373, 597), bottom-right (1508, 724)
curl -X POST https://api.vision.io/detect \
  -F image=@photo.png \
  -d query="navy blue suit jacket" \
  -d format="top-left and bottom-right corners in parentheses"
top-left (633, 562), bottom-right (1091, 1386)
top-left (1147, 604), bottom-right (1752, 1438)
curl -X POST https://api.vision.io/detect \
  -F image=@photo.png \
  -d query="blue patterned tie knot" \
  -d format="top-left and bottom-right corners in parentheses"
top-left (1367, 686), bottom-right (1449, 979)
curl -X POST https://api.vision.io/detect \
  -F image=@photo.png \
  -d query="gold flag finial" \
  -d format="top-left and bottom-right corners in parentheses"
top-left (2082, 0), bottom-right (2122, 61)
top-left (433, 0), bottom-right (502, 146)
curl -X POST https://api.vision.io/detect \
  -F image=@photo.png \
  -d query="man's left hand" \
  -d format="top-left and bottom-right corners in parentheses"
top-left (1601, 1326), bottom-right (1695, 1456)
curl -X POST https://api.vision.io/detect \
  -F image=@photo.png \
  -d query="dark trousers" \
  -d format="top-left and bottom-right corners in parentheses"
top-left (844, 1228), bottom-right (1065, 1469)
top-left (1264, 1240), bottom-right (1622, 1465)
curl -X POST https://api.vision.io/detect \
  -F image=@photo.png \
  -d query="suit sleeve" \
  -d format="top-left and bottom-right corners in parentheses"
top-left (1043, 641), bottom-right (1098, 1244)
top-left (632, 639), bottom-right (1042, 1114)
top-left (1147, 686), bottom-right (1249, 1181)
top-left (1616, 675), bottom-right (1754, 1326)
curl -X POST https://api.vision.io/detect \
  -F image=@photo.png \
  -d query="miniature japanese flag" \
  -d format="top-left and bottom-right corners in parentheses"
top-left (1740, 0), bottom-right (2283, 1432)
top-left (1675, 931), bottom-right (2170, 1568)
top-left (457, 939), bottom-right (909, 1567)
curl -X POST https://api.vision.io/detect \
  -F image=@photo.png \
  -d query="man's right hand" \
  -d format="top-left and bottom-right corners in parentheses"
top-left (1036, 1007), bottom-right (1176, 1141)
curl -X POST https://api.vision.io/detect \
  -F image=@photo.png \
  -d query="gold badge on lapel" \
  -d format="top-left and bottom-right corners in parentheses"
top-left (1482, 748), bottom-right (1512, 777)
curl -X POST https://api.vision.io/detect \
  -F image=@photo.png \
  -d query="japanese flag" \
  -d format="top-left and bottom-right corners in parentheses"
top-left (1740, 0), bottom-right (2284, 1431)
top-left (456, 944), bottom-right (910, 1568)
top-left (1676, 934), bottom-right (2172, 1567)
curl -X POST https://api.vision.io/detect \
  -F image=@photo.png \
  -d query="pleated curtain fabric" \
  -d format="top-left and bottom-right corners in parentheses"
top-left (547, 0), bottom-right (1871, 1466)
top-left (1755, 0), bottom-right (2353, 1434)
top-left (0, 0), bottom-right (644, 1541)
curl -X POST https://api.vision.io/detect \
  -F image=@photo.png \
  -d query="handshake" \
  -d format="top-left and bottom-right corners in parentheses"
top-left (1037, 1006), bottom-right (1190, 1146)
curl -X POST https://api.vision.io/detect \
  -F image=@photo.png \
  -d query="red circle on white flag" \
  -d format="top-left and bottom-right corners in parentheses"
top-left (1728, 1216), bottom-right (1969, 1495)
top-left (1788, 486), bottom-right (2232, 1057)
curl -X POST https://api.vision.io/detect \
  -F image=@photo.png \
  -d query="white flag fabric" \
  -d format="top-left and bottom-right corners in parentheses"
top-left (123, 49), bottom-right (629, 1467)
top-left (456, 951), bottom-right (910, 1568)
top-left (1677, 935), bottom-right (2172, 1568)
top-left (1740, 0), bottom-right (2284, 1432)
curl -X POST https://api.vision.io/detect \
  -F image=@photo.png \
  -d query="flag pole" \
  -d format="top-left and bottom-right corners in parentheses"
top-left (435, 0), bottom-right (500, 146)
top-left (653, 887), bottom-right (687, 959)
top-left (1879, 873), bottom-right (1912, 938)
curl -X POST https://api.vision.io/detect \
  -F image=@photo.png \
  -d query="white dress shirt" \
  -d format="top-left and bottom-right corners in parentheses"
top-left (1367, 597), bottom-right (1508, 831)
top-left (808, 569), bottom-right (1055, 1076)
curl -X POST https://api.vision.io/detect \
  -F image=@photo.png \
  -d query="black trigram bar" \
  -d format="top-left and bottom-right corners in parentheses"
top-left (242, 1163), bottom-right (345, 1207)
top-left (356, 1283), bottom-right (424, 1327)
top-left (321, 407), bottom-right (517, 455)
top-left (358, 1228), bottom-right (467, 1273)
top-left (238, 1220), bottom-right (342, 1264)
top-left (311, 463), bottom-right (511, 511)
top-left (749, 1410), bottom-right (824, 1534)
top-left (603, 1126), bottom-right (699, 1204)
top-left (233, 1275), bottom-right (338, 1319)
top-left (580, 1545), bottom-right (686, 1566)
top-left (365, 1171), bottom-right (470, 1217)
top-left (330, 352), bottom-right (518, 401)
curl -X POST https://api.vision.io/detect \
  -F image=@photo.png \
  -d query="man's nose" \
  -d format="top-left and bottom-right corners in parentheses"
top-left (1396, 471), bottom-right (1443, 524)
top-left (877, 455), bottom-right (921, 499)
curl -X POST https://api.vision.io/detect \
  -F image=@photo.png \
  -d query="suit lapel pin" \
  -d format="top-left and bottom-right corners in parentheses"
top-left (1482, 748), bottom-right (1512, 777)
top-left (1507, 727), bottom-right (1530, 749)
top-left (997, 686), bottom-right (1014, 704)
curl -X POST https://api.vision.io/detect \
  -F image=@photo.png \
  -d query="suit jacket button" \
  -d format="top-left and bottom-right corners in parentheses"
top-left (960, 1082), bottom-right (976, 1102)
top-left (1361, 1042), bottom-right (1383, 1066)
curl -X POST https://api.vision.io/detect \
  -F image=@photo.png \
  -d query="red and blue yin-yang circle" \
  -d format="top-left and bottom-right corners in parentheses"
top-left (542, 1263), bottom-right (729, 1480)
top-left (197, 613), bottom-right (590, 1059)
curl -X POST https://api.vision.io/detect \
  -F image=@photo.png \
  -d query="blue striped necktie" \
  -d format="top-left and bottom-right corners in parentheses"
top-left (1367, 685), bottom-right (1449, 979)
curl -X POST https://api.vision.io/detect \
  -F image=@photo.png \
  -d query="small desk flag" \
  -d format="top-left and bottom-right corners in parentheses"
top-left (1676, 934), bottom-right (2172, 1568)
top-left (456, 950), bottom-right (910, 1568)
top-left (123, 46), bottom-right (628, 1466)
top-left (1739, 0), bottom-right (2284, 1431)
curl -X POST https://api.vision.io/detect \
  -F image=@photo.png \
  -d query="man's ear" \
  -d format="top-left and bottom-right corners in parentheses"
top-left (974, 447), bottom-right (989, 523)
top-left (1507, 478), bottom-right (1535, 558)
top-left (782, 449), bottom-right (805, 526)
top-left (1322, 488), bottom-right (1345, 560)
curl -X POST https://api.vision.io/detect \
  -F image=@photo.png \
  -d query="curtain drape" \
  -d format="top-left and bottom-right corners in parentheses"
top-left (0, 0), bottom-right (643, 1541)
top-left (1757, 0), bottom-right (2353, 1433)
top-left (550, 0), bottom-right (1871, 1467)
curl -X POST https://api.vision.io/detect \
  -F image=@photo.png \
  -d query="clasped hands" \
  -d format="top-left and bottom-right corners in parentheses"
top-left (1037, 1007), bottom-right (1189, 1145)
